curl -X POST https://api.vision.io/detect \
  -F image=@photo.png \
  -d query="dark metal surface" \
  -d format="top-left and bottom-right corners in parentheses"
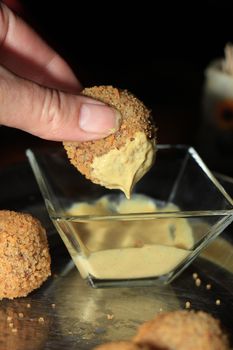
top-left (0, 163), bottom-right (233, 349)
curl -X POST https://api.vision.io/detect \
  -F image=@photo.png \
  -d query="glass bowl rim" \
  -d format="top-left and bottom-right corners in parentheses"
top-left (26, 144), bottom-right (233, 221)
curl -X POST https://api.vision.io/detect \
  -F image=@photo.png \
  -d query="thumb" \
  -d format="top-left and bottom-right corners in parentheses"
top-left (0, 66), bottom-right (121, 141)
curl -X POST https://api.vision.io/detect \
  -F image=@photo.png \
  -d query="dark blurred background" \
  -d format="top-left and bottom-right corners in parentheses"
top-left (1, 0), bottom-right (233, 176)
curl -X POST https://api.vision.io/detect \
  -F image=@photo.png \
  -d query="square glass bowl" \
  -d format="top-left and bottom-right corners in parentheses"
top-left (26, 145), bottom-right (233, 288)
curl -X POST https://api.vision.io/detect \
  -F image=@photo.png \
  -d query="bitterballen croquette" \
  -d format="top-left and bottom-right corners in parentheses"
top-left (63, 86), bottom-right (156, 198)
top-left (0, 210), bottom-right (51, 299)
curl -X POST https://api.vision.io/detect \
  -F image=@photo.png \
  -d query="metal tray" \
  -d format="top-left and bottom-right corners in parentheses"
top-left (0, 163), bottom-right (233, 349)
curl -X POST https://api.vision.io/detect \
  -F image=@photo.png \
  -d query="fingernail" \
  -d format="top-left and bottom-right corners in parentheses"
top-left (79, 103), bottom-right (121, 134)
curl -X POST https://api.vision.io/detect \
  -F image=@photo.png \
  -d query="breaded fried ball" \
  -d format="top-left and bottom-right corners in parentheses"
top-left (63, 86), bottom-right (156, 198)
top-left (133, 310), bottom-right (229, 350)
top-left (0, 210), bottom-right (51, 299)
top-left (93, 341), bottom-right (147, 350)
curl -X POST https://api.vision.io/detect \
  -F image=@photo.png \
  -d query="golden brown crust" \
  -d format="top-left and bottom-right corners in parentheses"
top-left (0, 210), bottom-right (51, 299)
top-left (133, 310), bottom-right (229, 350)
top-left (63, 86), bottom-right (156, 181)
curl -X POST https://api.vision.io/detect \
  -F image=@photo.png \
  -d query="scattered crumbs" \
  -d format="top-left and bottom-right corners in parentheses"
top-left (18, 313), bottom-right (24, 319)
top-left (159, 308), bottom-right (163, 312)
top-left (192, 272), bottom-right (198, 280)
top-left (195, 278), bottom-right (201, 287)
top-left (216, 299), bottom-right (221, 305)
top-left (7, 316), bottom-right (12, 322)
top-left (185, 301), bottom-right (191, 309)
top-left (38, 317), bottom-right (45, 324)
top-left (51, 303), bottom-right (56, 309)
top-left (206, 284), bottom-right (212, 290)
top-left (9, 322), bottom-right (14, 328)
top-left (107, 314), bottom-right (114, 320)
top-left (26, 303), bottom-right (31, 308)
top-left (12, 328), bottom-right (18, 333)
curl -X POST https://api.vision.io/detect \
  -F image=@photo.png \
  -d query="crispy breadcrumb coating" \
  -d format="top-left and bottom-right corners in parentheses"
top-left (0, 210), bottom-right (51, 299)
top-left (133, 310), bottom-right (229, 350)
top-left (63, 86), bottom-right (156, 184)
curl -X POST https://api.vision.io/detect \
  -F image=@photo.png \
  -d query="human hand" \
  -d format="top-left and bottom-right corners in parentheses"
top-left (0, 3), bottom-right (120, 141)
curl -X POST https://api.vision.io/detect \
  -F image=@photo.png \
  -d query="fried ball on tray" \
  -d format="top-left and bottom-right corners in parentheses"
top-left (133, 310), bottom-right (229, 350)
top-left (0, 210), bottom-right (51, 299)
